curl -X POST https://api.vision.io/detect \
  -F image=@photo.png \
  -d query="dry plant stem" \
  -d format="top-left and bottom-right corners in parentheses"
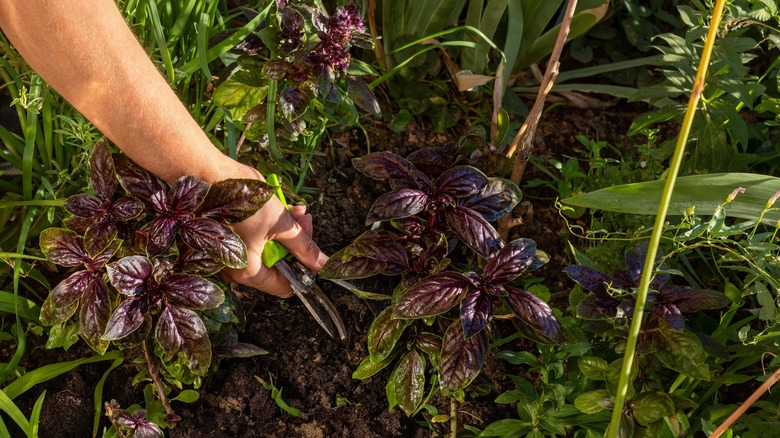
top-left (497, 0), bottom-right (578, 239)
top-left (141, 340), bottom-right (176, 424)
top-left (710, 365), bottom-right (780, 437)
top-left (450, 397), bottom-right (458, 438)
top-left (104, 403), bottom-right (129, 438)
top-left (367, 0), bottom-right (385, 70)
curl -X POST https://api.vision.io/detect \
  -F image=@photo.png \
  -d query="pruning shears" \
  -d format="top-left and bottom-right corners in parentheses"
top-left (260, 174), bottom-right (347, 341)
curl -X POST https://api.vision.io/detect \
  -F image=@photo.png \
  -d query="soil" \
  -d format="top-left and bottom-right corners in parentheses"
top-left (10, 103), bottom-right (644, 437)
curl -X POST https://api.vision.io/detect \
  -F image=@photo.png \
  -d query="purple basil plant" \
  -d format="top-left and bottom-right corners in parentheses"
top-left (320, 147), bottom-right (565, 415)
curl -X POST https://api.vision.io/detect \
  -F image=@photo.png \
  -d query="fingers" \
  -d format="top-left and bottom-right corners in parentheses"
top-left (273, 205), bottom-right (329, 274)
top-left (224, 261), bottom-right (294, 299)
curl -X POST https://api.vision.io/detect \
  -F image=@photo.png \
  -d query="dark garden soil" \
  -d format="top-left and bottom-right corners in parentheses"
top-left (11, 104), bottom-right (644, 437)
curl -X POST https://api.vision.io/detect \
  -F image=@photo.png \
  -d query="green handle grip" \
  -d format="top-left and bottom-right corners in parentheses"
top-left (261, 174), bottom-right (288, 268)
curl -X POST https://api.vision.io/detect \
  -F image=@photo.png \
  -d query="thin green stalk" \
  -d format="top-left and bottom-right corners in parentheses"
top-left (606, 1), bottom-right (726, 435)
top-left (266, 79), bottom-right (281, 160)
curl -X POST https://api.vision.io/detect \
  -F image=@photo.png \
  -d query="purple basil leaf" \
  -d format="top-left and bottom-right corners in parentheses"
top-left (365, 188), bottom-right (428, 224)
top-left (352, 152), bottom-right (432, 191)
top-left (346, 230), bottom-right (409, 271)
top-left (89, 139), bottom-right (117, 200)
top-left (180, 218), bottom-right (248, 269)
top-left (92, 239), bottom-right (122, 266)
top-left (445, 206), bottom-right (503, 259)
top-left (52, 270), bottom-right (93, 307)
top-left (460, 178), bottom-right (522, 221)
top-left (177, 248), bottom-right (224, 276)
top-left (170, 175), bottom-right (209, 215)
top-left (564, 265), bottom-right (614, 293)
top-left (161, 274), bottom-right (224, 310)
top-left (654, 303), bottom-right (685, 331)
top-left (394, 272), bottom-right (470, 318)
top-left (64, 215), bottom-right (92, 234)
top-left (367, 305), bottom-right (412, 361)
top-left (110, 197), bottom-right (145, 221)
top-left (114, 154), bottom-right (168, 205)
top-left (127, 413), bottom-right (163, 438)
top-left (155, 305), bottom-right (211, 375)
top-left (40, 294), bottom-right (77, 326)
top-left (577, 293), bottom-right (620, 319)
top-left (484, 238), bottom-right (537, 283)
top-left (281, 7), bottom-right (304, 32)
top-left (199, 179), bottom-right (273, 224)
top-left (389, 349), bottom-right (426, 416)
top-left (435, 165), bottom-right (487, 198)
top-left (279, 86), bottom-right (312, 120)
top-left (40, 228), bottom-right (89, 267)
top-left (407, 145), bottom-right (459, 177)
top-left (107, 255), bottom-right (152, 296)
top-left (262, 59), bottom-right (289, 80)
top-left (461, 290), bottom-right (491, 338)
top-left (320, 248), bottom-right (386, 279)
top-left (102, 297), bottom-right (148, 340)
top-left (314, 63), bottom-right (335, 98)
top-left (63, 194), bottom-right (104, 217)
top-left (625, 243), bottom-right (669, 285)
top-left (84, 220), bottom-right (117, 257)
top-left (149, 190), bottom-right (168, 214)
top-left (439, 320), bottom-right (487, 393)
top-left (665, 287), bottom-right (731, 312)
top-left (346, 76), bottom-right (380, 115)
top-left (415, 332), bottom-right (442, 358)
top-left (79, 279), bottom-right (110, 354)
top-left (505, 286), bottom-right (565, 344)
top-left (226, 342), bottom-right (269, 358)
top-left (146, 216), bottom-right (179, 257)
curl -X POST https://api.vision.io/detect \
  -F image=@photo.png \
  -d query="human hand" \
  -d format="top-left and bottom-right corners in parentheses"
top-left (223, 193), bottom-right (328, 298)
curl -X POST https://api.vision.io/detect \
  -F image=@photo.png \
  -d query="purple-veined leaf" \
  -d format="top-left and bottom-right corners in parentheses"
top-left (439, 320), bottom-right (487, 393)
top-left (345, 230), bottom-right (409, 271)
top-left (505, 286), bottom-right (565, 344)
top-left (102, 297), bottom-right (149, 340)
top-left (79, 279), bottom-right (110, 354)
top-left (563, 265), bottom-right (614, 293)
top-left (107, 255), bottom-right (152, 296)
top-left (394, 272), bottom-right (470, 318)
top-left (112, 314), bottom-right (152, 350)
top-left (110, 197), bottom-right (144, 221)
top-left (367, 305), bottom-right (412, 361)
top-left (64, 215), bottom-right (92, 234)
top-left (149, 190), bottom-right (168, 213)
top-left (365, 188), bottom-right (428, 224)
top-left (84, 220), bottom-right (117, 257)
top-left (155, 305), bottom-right (211, 375)
top-left (461, 178), bottom-right (522, 221)
top-left (40, 228), bottom-right (88, 267)
top-left (146, 216), bottom-right (179, 257)
top-left (346, 76), bottom-right (380, 115)
top-left (51, 270), bottom-right (94, 307)
top-left (663, 287), bottom-right (731, 313)
top-left (577, 293), bottom-right (620, 319)
top-left (314, 63), bottom-right (335, 98)
top-left (445, 206), bottom-right (503, 259)
top-left (407, 145), bottom-right (459, 177)
top-left (199, 179), bottom-right (273, 224)
top-left (170, 175), bottom-right (209, 215)
top-left (89, 139), bottom-right (118, 200)
top-left (389, 349), bottom-right (426, 416)
top-left (624, 243), bottom-right (669, 286)
top-left (484, 238), bottom-right (537, 283)
top-left (654, 303), bottom-right (685, 331)
top-left (352, 152), bottom-right (432, 191)
top-left (180, 218), bottom-right (247, 269)
top-left (40, 294), bottom-right (77, 326)
top-left (435, 166), bottom-right (487, 198)
top-left (161, 274), bottom-right (224, 310)
top-left (114, 154), bottom-right (168, 205)
top-left (92, 239), bottom-right (122, 266)
top-left (281, 7), bottom-right (304, 32)
top-left (177, 247), bottom-right (224, 276)
top-left (262, 59), bottom-right (289, 80)
top-left (461, 290), bottom-right (492, 338)
top-left (63, 194), bottom-right (104, 217)
top-left (280, 86), bottom-right (312, 121)
top-left (319, 248), bottom-right (386, 279)
top-left (415, 332), bottom-right (442, 357)
top-left (114, 409), bottom-right (163, 438)
top-left (654, 324), bottom-right (709, 380)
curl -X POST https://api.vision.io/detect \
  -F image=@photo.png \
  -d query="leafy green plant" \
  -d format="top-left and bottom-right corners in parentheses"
top-left (211, 0), bottom-right (379, 192)
top-left (319, 146), bottom-right (564, 424)
top-left (37, 140), bottom-right (269, 429)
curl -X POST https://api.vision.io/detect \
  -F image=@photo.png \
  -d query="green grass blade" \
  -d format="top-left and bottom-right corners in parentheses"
top-left (381, 0), bottom-right (407, 69)
top-left (501, 0), bottom-right (524, 92)
top-left (3, 351), bottom-right (123, 400)
top-left (180, 2), bottom-right (272, 75)
top-left (144, 0), bottom-right (176, 82)
top-left (0, 416), bottom-right (11, 438)
top-left (555, 55), bottom-right (664, 83)
top-left (0, 387), bottom-right (29, 433)
top-left (563, 173), bottom-right (780, 224)
top-left (0, 291), bottom-right (41, 322)
top-left (196, 12), bottom-right (213, 79)
top-left (513, 83), bottom-right (639, 99)
top-left (0, 200), bottom-right (65, 209)
top-left (22, 76), bottom-right (42, 201)
top-left (28, 391), bottom-right (45, 438)
top-left (92, 358), bottom-right (124, 438)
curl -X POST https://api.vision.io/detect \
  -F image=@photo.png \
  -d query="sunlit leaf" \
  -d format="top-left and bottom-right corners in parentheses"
top-left (161, 274), bottom-right (224, 310)
top-left (435, 165), bottom-right (487, 198)
top-left (40, 228), bottom-right (88, 267)
top-left (439, 320), bottom-right (487, 393)
top-left (114, 154), bottom-right (168, 205)
top-left (320, 248), bottom-right (386, 279)
top-left (460, 178), bottom-right (522, 221)
top-left (102, 298), bottom-right (149, 341)
top-left (155, 305), bottom-right (212, 375)
top-left (445, 206), bottom-right (503, 259)
top-left (368, 305), bottom-right (411, 361)
top-left (170, 175), bottom-right (209, 215)
top-left (51, 270), bottom-right (93, 307)
top-left (460, 290), bottom-right (491, 338)
top-left (394, 272), bottom-right (470, 318)
top-left (89, 139), bottom-right (118, 200)
top-left (199, 179), bottom-right (273, 224)
top-left (146, 216), bottom-right (179, 257)
top-left (505, 286), bottom-right (565, 344)
top-left (346, 76), bottom-right (380, 115)
top-left (388, 349), bottom-right (426, 416)
top-left (632, 392), bottom-right (675, 426)
top-left (107, 256), bottom-right (152, 296)
top-left (180, 218), bottom-right (247, 268)
top-left (279, 86), bottom-right (312, 120)
top-left (365, 188), bottom-right (428, 224)
top-left (654, 325), bottom-right (709, 380)
top-left (353, 151), bottom-right (432, 191)
top-left (574, 389), bottom-right (613, 414)
top-left (79, 279), bottom-right (110, 354)
top-left (84, 220), bottom-right (117, 257)
top-left (484, 238), bottom-right (536, 283)
top-left (63, 194), bottom-right (103, 217)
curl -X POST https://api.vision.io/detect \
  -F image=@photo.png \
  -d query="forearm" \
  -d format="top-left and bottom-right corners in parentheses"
top-left (0, 0), bottom-right (248, 184)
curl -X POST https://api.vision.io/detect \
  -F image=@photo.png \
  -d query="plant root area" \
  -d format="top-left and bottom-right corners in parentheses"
top-left (12, 105), bottom-right (641, 437)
